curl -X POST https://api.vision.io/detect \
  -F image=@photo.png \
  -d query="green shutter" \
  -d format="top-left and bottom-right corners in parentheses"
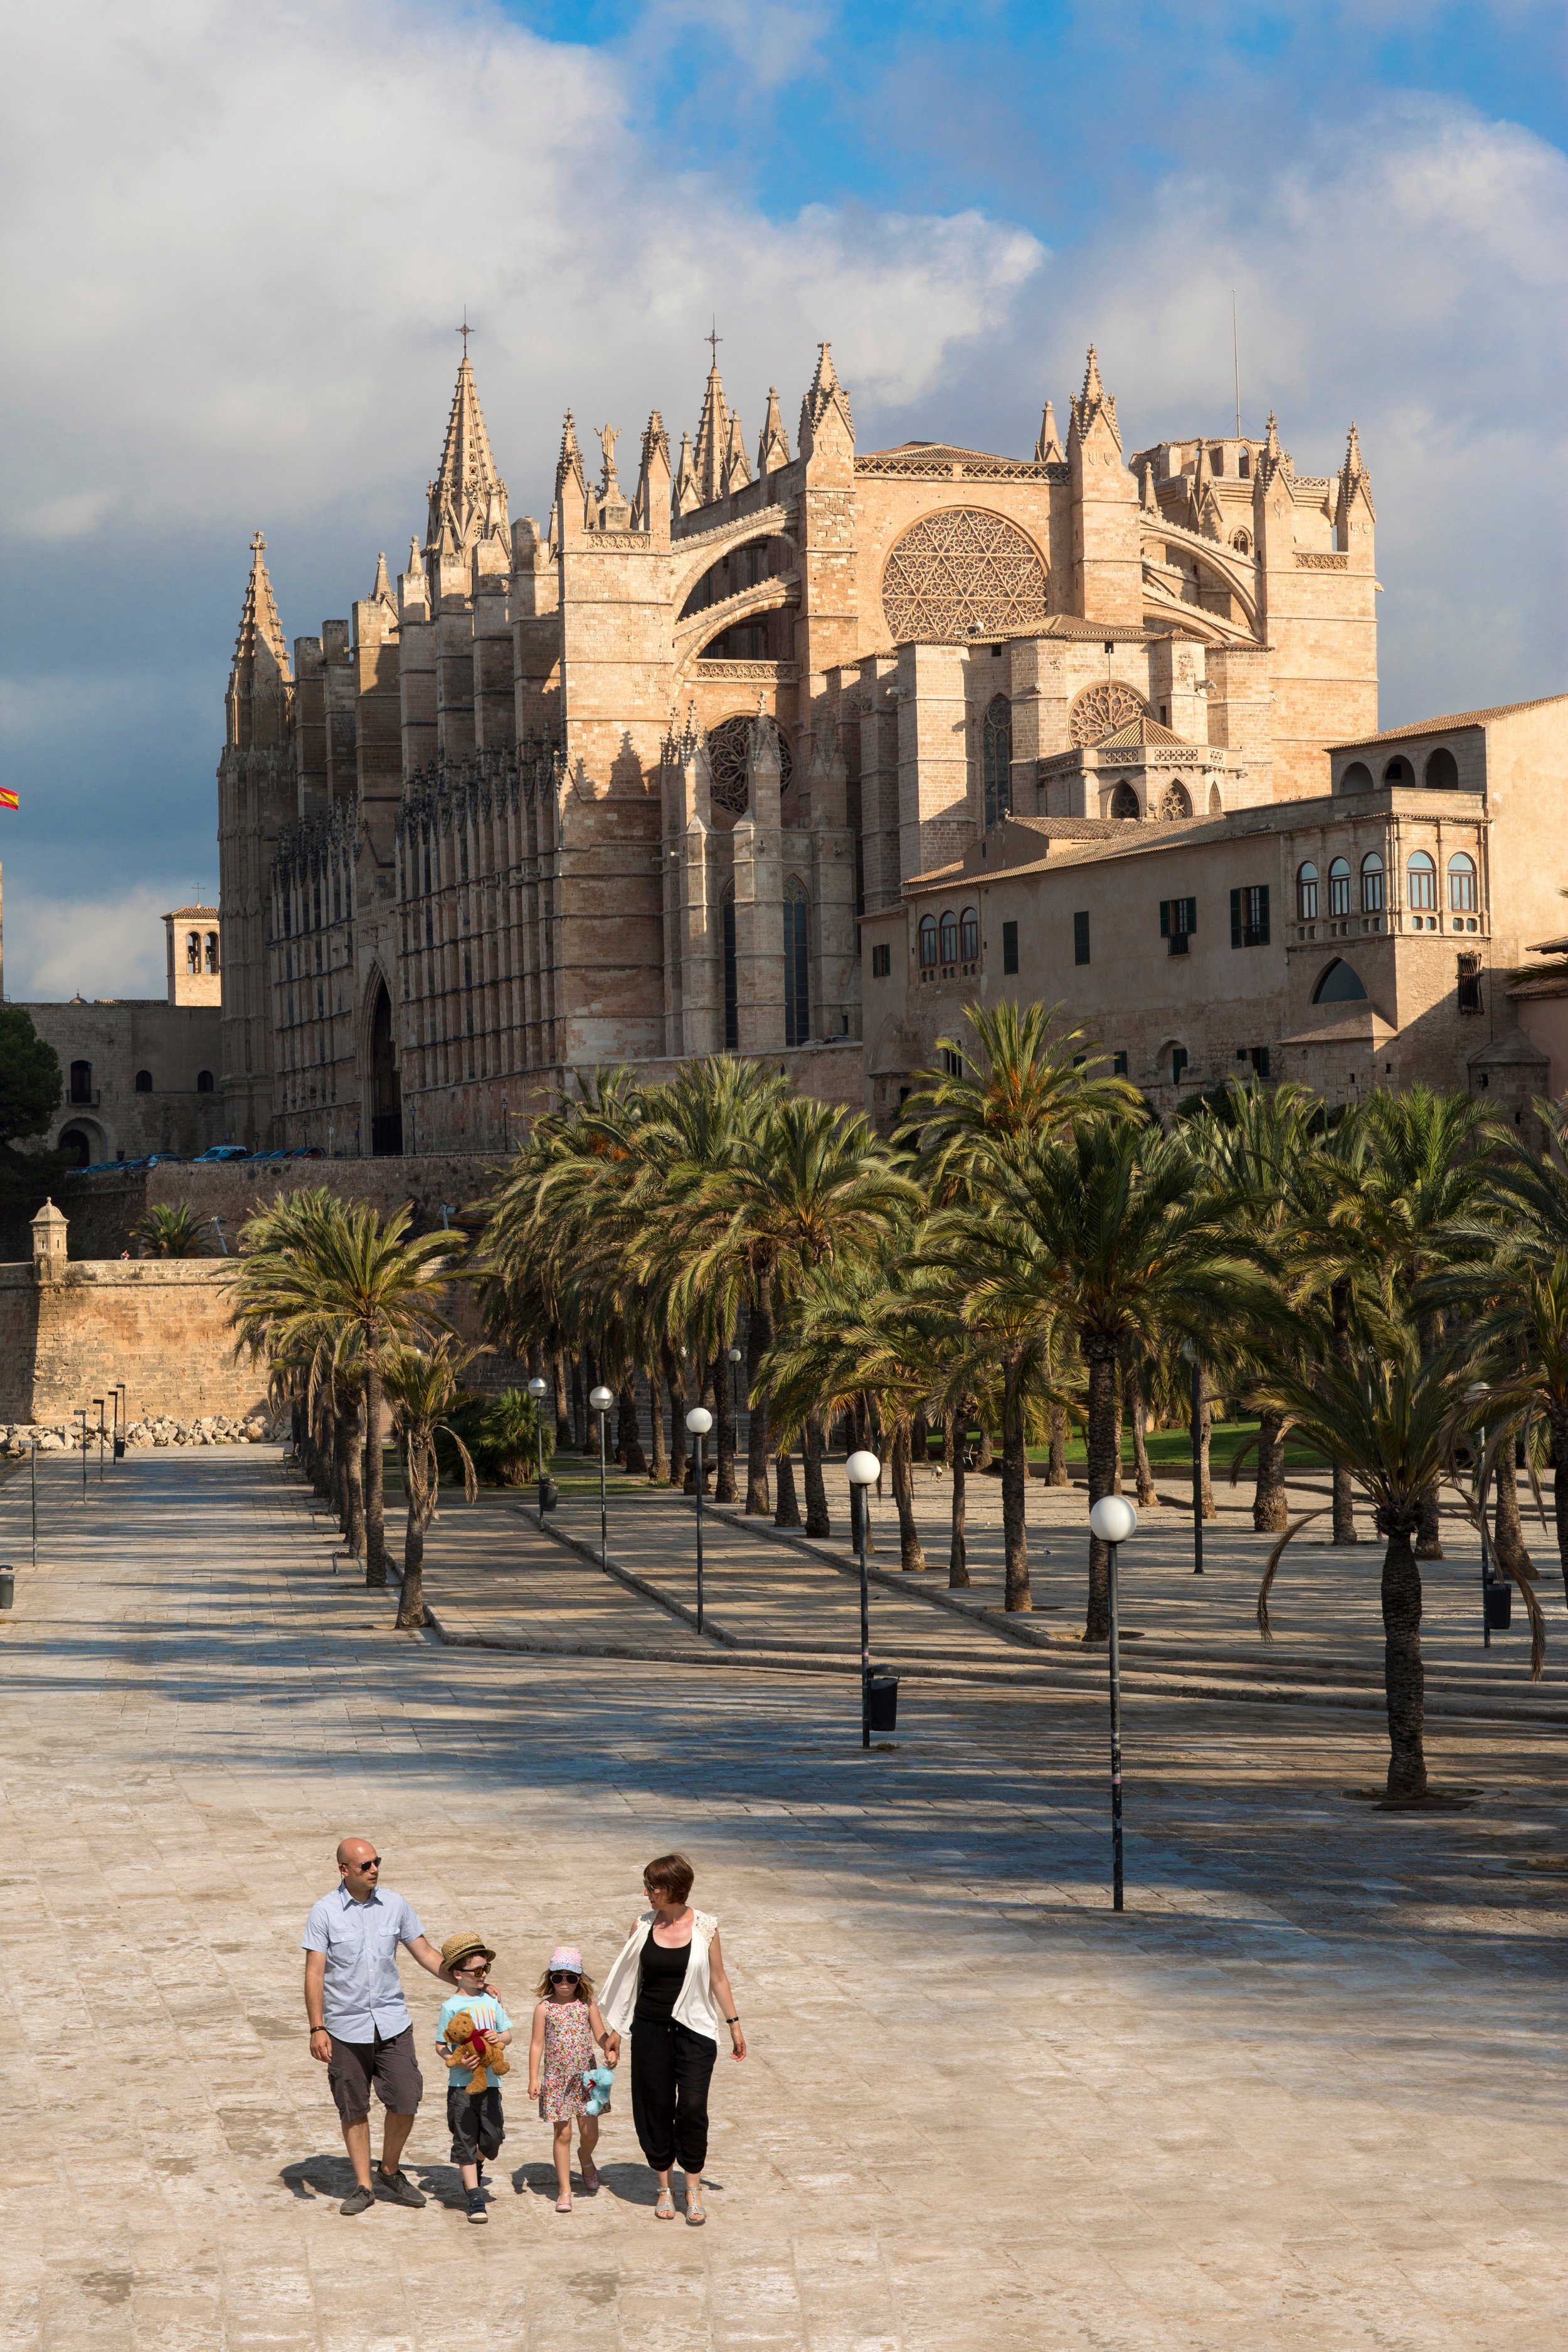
top-left (1230, 887), bottom-right (1242, 948)
top-left (1257, 883), bottom-right (1270, 945)
top-left (1185, 896), bottom-right (1197, 935)
top-left (1159, 900), bottom-right (1170, 938)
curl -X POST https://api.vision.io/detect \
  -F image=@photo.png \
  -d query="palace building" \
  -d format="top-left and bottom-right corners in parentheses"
top-left (215, 338), bottom-right (1560, 1152)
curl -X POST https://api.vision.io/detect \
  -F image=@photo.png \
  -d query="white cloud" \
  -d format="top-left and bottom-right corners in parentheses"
top-left (0, 0), bottom-right (1044, 544)
top-left (8, 884), bottom-right (190, 1004)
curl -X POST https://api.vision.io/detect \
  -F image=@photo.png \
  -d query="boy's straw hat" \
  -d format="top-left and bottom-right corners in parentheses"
top-left (440, 1930), bottom-right (497, 1982)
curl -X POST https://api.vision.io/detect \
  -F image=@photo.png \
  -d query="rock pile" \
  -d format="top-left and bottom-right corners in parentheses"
top-left (1, 1416), bottom-right (282, 1455)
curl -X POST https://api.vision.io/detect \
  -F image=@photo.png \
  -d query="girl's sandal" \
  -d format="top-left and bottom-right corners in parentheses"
top-left (580, 2161), bottom-right (600, 2194)
top-left (654, 2190), bottom-right (677, 2220)
top-left (554, 2192), bottom-right (572, 2214)
top-left (685, 2195), bottom-right (706, 2227)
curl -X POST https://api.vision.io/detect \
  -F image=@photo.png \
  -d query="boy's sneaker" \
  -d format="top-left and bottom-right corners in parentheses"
top-left (339, 2184), bottom-right (375, 2217)
top-left (466, 2189), bottom-right (488, 2225)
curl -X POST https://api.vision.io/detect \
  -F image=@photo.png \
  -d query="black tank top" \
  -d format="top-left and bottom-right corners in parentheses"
top-left (634, 1928), bottom-right (691, 2023)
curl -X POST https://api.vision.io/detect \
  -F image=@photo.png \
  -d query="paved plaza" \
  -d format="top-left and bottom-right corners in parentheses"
top-left (0, 1447), bottom-right (1564, 2349)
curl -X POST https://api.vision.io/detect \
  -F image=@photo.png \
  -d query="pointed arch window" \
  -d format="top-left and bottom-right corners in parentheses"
top-left (783, 877), bottom-right (810, 1047)
top-left (982, 695), bottom-right (1012, 832)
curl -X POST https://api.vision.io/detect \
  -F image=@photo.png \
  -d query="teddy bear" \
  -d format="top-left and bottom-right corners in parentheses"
top-left (581, 2065), bottom-right (614, 2117)
top-left (444, 2010), bottom-right (511, 2087)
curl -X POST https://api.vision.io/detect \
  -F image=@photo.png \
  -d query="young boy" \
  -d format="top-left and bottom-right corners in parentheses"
top-left (436, 1931), bottom-right (513, 2224)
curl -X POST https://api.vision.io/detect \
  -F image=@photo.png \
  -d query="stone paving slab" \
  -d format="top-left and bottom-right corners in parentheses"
top-left (0, 1449), bottom-right (1562, 2347)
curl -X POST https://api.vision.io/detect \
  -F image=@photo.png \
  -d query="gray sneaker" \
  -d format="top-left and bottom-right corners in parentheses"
top-left (375, 2169), bottom-right (426, 2208)
top-left (339, 2184), bottom-right (375, 2216)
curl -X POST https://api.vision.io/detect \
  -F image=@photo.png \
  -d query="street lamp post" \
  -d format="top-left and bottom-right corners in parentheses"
top-left (589, 1384), bottom-right (614, 1570)
top-left (527, 1374), bottom-right (551, 1517)
top-left (1181, 1341), bottom-right (1204, 1574)
top-left (686, 1406), bottom-right (713, 1632)
top-left (1089, 1493), bottom-right (1139, 1912)
top-left (31, 1436), bottom-right (38, 1571)
top-left (76, 1409), bottom-right (88, 1498)
top-left (93, 1398), bottom-right (106, 1482)
top-left (727, 1344), bottom-right (742, 1428)
top-left (847, 1448), bottom-right (882, 1748)
top-left (114, 1384), bottom-right (127, 1461)
top-left (1466, 1383), bottom-right (1495, 1649)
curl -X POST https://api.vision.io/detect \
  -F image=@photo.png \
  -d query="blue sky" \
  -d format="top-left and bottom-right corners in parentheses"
top-left (0, 0), bottom-right (1563, 997)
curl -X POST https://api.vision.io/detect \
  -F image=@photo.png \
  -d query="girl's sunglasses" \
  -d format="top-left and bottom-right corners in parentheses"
top-left (551, 1970), bottom-right (580, 1983)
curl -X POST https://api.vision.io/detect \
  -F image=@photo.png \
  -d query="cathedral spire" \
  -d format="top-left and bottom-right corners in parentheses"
top-left (1141, 458), bottom-right (1158, 512)
top-left (232, 532), bottom-right (290, 676)
top-left (369, 551), bottom-right (395, 607)
top-left (1034, 400), bottom-right (1063, 465)
top-left (1068, 343), bottom-right (1120, 449)
top-left (756, 386), bottom-right (790, 473)
top-left (426, 351), bottom-right (509, 561)
top-left (692, 360), bottom-right (730, 506)
top-left (798, 341), bottom-right (854, 455)
top-left (555, 410), bottom-right (587, 509)
top-left (721, 409), bottom-right (751, 497)
top-left (672, 430), bottom-right (700, 519)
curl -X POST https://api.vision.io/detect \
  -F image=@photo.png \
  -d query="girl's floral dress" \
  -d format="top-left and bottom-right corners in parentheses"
top-left (538, 1998), bottom-right (597, 2119)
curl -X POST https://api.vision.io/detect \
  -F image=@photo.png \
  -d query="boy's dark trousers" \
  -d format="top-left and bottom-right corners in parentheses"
top-left (630, 2020), bottom-right (715, 2174)
top-left (447, 2085), bottom-right (505, 2164)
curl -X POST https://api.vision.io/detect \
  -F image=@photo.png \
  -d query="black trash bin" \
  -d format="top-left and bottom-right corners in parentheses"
top-left (113, 1439), bottom-right (125, 1461)
top-left (539, 1477), bottom-right (559, 1514)
top-left (1484, 1579), bottom-right (1512, 1631)
top-left (0, 1567), bottom-right (14, 1610)
top-left (866, 1672), bottom-right (899, 1732)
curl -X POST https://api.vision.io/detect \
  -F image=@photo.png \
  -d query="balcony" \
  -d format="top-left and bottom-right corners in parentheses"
top-left (1167, 933), bottom-right (1190, 957)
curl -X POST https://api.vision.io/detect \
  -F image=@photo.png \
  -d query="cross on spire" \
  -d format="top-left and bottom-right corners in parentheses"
top-left (455, 308), bottom-right (474, 359)
top-left (706, 317), bottom-right (723, 368)
top-left (250, 531), bottom-right (266, 554)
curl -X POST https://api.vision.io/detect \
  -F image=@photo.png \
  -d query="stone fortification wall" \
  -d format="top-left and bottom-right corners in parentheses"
top-left (0, 1261), bottom-right (267, 1425)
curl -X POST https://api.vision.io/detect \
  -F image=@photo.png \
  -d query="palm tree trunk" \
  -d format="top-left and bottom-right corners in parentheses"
top-left (1380, 1518), bottom-right (1428, 1799)
top-left (890, 1419), bottom-right (926, 1570)
top-left (662, 1343), bottom-right (687, 1492)
top-left (1128, 1356), bottom-right (1157, 1508)
top-left (580, 1350), bottom-right (598, 1454)
top-left (619, 1378), bottom-right (648, 1476)
top-left (774, 1441), bottom-right (801, 1528)
top-left (1546, 1399), bottom-right (1568, 1608)
top-left (949, 1408), bottom-right (969, 1586)
top-left (327, 1392), bottom-right (347, 1528)
top-left (1001, 1359), bottom-right (1030, 1613)
top-left (911, 1409), bottom-right (930, 1471)
top-left (552, 1351), bottom-right (570, 1449)
top-left (1330, 1281), bottom-right (1357, 1543)
top-left (1198, 1367), bottom-right (1216, 1522)
top-left (1084, 1342), bottom-right (1118, 1640)
top-left (311, 1401), bottom-right (331, 1501)
top-left (395, 1480), bottom-right (428, 1631)
top-left (1047, 1402), bottom-right (1069, 1486)
top-left (649, 1369), bottom-right (669, 1486)
top-left (344, 1386), bottom-right (367, 1564)
top-left (715, 1340), bottom-right (738, 1503)
top-left (1253, 1410), bottom-right (1289, 1533)
top-left (975, 1418), bottom-right (995, 1472)
top-left (746, 1276), bottom-right (772, 1516)
top-left (803, 1408), bottom-right (830, 1537)
top-left (364, 1361), bottom-right (387, 1587)
top-left (1415, 1314), bottom-right (1443, 1558)
top-left (1493, 1453), bottom-right (1533, 1582)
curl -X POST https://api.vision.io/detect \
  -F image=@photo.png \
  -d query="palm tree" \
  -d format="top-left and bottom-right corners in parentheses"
top-left (133, 1202), bottom-right (208, 1257)
top-left (1249, 1335), bottom-right (1543, 1801)
top-left (943, 1119), bottom-right (1274, 1636)
top-left (899, 999), bottom-right (1142, 1194)
top-left (234, 1191), bottom-right (460, 1586)
top-left (380, 1337), bottom-right (478, 1631)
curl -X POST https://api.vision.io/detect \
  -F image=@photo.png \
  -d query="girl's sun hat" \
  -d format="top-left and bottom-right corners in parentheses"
top-left (548, 1945), bottom-right (583, 1974)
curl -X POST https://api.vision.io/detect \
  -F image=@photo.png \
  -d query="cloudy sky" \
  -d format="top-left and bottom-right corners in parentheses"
top-left (1, 0), bottom-right (1563, 999)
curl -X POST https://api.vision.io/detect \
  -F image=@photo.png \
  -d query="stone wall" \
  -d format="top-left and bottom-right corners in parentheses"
top-left (0, 1261), bottom-right (267, 1424)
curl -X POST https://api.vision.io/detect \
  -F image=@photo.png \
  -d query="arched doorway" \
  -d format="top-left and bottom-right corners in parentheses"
top-left (368, 979), bottom-right (403, 1155)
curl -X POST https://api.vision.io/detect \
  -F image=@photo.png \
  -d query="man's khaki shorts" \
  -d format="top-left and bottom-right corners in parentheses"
top-left (327, 2026), bottom-right (424, 2124)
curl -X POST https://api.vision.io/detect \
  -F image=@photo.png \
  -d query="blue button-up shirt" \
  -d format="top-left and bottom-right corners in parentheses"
top-left (302, 1885), bottom-right (426, 2042)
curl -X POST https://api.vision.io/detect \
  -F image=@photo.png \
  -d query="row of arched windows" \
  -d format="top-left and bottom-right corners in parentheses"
top-left (1297, 851), bottom-right (1476, 921)
top-left (918, 908), bottom-right (980, 974)
top-left (1342, 747), bottom-right (1459, 792)
top-left (185, 930), bottom-right (220, 975)
top-left (131, 1069), bottom-right (215, 1094)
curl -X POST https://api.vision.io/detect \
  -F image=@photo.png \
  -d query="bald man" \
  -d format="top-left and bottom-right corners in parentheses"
top-left (302, 1838), bottom-right (446, 2214)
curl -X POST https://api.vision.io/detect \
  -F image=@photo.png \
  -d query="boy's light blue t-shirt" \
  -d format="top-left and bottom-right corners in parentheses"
top-left (438, 1991), bottom-right (512, 2088)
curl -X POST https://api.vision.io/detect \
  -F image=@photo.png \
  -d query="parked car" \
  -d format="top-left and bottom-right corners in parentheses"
top-left (193, 1145), bottom-right (250, 1162)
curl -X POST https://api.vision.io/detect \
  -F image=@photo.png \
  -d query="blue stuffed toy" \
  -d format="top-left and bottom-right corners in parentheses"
top-left (582, 2065), bottom-right (614, 2117)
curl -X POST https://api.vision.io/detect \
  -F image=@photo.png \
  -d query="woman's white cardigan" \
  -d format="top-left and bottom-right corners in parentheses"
top-left (601, 1909), bottom-right (722, 2042)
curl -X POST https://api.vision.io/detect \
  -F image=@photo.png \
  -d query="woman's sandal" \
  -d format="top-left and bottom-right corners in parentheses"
top-left (654, 2190), bottom-right (677, 2220)
top-left (555, 2191), bottom-right (572, 2213)
top-left (685, 2195), bottom-right (707, 2227)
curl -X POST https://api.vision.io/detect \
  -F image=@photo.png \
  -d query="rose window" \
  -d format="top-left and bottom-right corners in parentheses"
top-left (880, 508), bottom-right (1047, 645)
top-left (706, 716), bottom-right (793, 816)
top-left (1069, 682), bottom-right (1151, 746)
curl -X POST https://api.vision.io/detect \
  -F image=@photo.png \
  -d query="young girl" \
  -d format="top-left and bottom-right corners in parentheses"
top-left (527, 1946), bottom-right (620, 2212)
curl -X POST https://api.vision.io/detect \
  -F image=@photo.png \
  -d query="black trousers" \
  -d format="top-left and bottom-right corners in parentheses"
top-left (630, 2019), bottom-right (716, 2174)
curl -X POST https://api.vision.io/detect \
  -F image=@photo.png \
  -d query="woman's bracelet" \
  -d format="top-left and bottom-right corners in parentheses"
top-left (726, 2015), bottom-right (740, 2025)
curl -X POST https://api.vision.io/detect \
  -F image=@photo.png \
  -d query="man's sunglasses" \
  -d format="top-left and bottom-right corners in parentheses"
top-left (347, 1857), bottom-right (381, 1869)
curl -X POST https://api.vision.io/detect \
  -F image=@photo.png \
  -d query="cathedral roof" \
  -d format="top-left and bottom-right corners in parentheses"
top-left (1330, 692), bottom-right (1567, 750)
top-left (1093, 714), bottom-right (1191, 750)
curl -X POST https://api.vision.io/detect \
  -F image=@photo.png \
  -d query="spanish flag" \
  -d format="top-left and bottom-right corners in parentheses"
top-left (0, 789), bottom-right (17, 811)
